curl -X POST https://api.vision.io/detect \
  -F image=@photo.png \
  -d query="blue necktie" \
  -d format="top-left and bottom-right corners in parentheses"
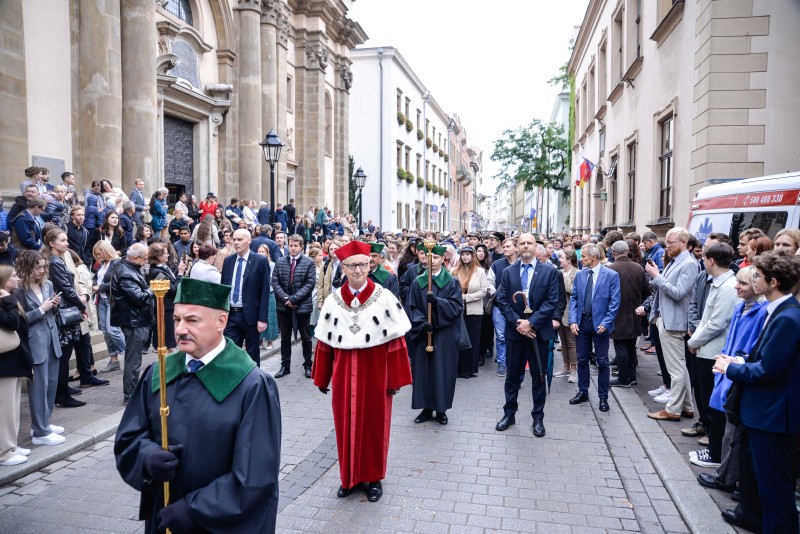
top-left (187, 359), bottom-right (204, 373)
top-left (232, 257), bottom-right (244, 304)
top-left (520, 264), bottom-right (531, 291)
top-left (583, 270), bottom-right (594, 315)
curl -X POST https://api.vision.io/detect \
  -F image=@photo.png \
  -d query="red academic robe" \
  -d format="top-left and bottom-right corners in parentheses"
top-left (312, 281), bottom-right (413, 488)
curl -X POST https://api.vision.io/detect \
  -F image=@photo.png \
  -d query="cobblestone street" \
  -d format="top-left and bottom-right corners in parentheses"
top-left (0, 343), bottom-right (742, 533)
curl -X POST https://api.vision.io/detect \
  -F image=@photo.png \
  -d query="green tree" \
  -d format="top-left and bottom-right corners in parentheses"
top-left (348, 155), bottom-right (359, 215)
top-left (490, 119), bottom-right (569, 202)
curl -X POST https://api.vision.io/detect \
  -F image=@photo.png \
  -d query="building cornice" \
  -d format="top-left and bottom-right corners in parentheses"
top-left (567, 0), bottom-right (606, 75)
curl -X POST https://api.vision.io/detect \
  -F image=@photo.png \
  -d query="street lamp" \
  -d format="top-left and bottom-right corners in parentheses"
top-left (440, 203), bottom-right (447, 232)
top-left (353, 166), bottom-right (367, 230)
top-left (259, 129), bottom-right (283, 225)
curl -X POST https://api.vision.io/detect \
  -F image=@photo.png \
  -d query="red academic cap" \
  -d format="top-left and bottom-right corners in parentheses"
top-left (335, 240), bottom-right (371, 261)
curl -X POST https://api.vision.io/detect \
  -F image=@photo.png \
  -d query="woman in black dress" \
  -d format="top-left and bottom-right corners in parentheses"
top-left (144, 241), bottom-right (186, 352)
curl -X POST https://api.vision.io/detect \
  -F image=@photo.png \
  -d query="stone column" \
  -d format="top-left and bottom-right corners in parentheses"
top-left (334, 57), bottom-right (353, 215)
top-left (276, 17), bottom-right (292, 204)
top-left (260, 1), bottom-right (280, 204)
top-left (235, 0), bottom-right (262, 201)
top-left (296, 34), bottom-right (328, 212)
top-left (79, 0), bottom-right (122, 186)
top-left (120, 0), bottom-right (157, 195)
top-left (0, 0), bottom-right (29, 185)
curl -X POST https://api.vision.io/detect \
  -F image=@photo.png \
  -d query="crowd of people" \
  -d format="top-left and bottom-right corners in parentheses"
top-left (1, 165), bottom-right (799, 532)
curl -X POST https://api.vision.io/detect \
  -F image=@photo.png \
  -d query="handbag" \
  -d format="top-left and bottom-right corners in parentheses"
top-left (458, 312), bottom-right (472, 351)
top-left (56, 305), bottom-right (83, 328)
top-left (0, 328), bottom-right (20, 354)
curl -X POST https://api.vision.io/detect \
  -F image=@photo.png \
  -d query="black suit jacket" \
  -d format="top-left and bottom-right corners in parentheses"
top-left (220, 252), bottom-right (270, 326)
top-left (495, 260), bottom-right (560, 341)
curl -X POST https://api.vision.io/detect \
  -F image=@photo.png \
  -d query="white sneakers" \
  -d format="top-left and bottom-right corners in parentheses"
top-left (648, 385), bottom-right (667, 397)
top-left (15, 447), bottom-right (31, 456)
top-left (654, 390), bottom-right (672, 403)
top-left (32, 433), bottom-right (66, 446)
top-left (689, 449), bottom-right (721, 468)
top-left (49, 424), bottom-right (64, 435)
top-left (0, 454), bottom-right (28, 466)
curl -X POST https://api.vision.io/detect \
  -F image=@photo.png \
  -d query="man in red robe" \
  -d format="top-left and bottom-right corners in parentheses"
top-left (312, 240), bottom-right (412, 502)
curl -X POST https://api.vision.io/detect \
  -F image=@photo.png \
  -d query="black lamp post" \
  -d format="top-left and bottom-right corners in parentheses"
top-left (259, 129), bottom-right (283, 226)
top-left (440, 203), bottom-right (447, 231)
top-left (353, 166), bottom-right (367, 230)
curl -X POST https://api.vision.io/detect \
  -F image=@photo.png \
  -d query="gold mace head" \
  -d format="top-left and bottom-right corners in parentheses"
top-left (150, 279), bottom-right (171, 298)
top-left (423, 239), bottom-right (436, 253)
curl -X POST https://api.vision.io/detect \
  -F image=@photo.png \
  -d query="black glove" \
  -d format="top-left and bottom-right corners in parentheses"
top-left (426, 293), bottom-right (437, 306)
top-left (318, 386), bottom-right (329, 394)
top-left (157, 498), bottom-right (194, 534)
top-left (144, 444), bottom-right (183, 482)
top-left (423, 322), bottom-right (435, 334)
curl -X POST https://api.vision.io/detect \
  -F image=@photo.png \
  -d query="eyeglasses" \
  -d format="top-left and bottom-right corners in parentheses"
top-left (751, 272), bottom-right (763, 280)
top-left (343, 263), bottom-right (369, 272)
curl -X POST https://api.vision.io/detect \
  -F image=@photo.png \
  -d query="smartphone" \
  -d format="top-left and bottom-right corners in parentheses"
top-left (646, 259), bottom-right (655, 266)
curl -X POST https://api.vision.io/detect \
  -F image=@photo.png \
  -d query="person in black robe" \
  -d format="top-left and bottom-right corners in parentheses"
top-left (407, 245), bottom-right (462, 425)
top-left (115, 278), bottom-right (281, 534)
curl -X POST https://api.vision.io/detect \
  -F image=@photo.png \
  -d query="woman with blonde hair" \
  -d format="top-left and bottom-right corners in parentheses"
top-left (92, 241), bottom-right (125, 372)
top-left (0, 264), bottom-right (36, 464)
top-left (774, 228), bottom-right (800, 255)
top-left (453, 246), bottom-right (487, 378)
top-left (556, 249), bottom-right (579, 383)
top-left (255, 244), bottom-right (278, 350)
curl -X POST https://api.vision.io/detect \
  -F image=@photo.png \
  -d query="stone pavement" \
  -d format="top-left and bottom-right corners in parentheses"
top-left (0, 340), bottom-right (740, 533)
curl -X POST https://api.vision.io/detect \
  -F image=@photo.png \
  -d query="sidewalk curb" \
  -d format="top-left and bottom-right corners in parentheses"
top-left (610, 386), bottom-right (735, 534)
top-left (1, 343), bottom-right (290, 488)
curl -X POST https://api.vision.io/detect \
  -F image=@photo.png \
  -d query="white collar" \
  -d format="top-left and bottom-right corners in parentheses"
top-left (184, 337), bottom-right (226, 370)
top-left (589, 262), bottom-right (602, 277)
top-left (766, 294), bottom-right (794, 321)
top-left (236, 250), bottom-right (250, 262)
top-left (349, 280), bottom-right (368, 294)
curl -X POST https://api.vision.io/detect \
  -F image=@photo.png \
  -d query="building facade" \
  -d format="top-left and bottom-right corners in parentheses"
top-left (448, 114), bottom-right (481, 233)
top-left (349, 47), bottom-right (455, 232)
top-left (567, 0), bottom-right (800, 236)
top-left (0, 0), bottom-right (366, 212)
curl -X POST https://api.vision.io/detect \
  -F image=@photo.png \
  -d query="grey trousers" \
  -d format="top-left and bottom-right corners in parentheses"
top-left (28, 347), bottom-right (59, 437)
top-left (714, 421), bottom-right (742, 487)
top-left (121, 326), bottom-right (148, 401)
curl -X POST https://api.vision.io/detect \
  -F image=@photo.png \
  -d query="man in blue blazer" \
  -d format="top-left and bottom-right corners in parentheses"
top-left (714, 250), bottom-right (800, 533)
top-left (494, 233), bottom-right (561, 437)
top-left (221, 229), bottom-right (271, 365)
top-left (568, 244), bottom-right (620, 412)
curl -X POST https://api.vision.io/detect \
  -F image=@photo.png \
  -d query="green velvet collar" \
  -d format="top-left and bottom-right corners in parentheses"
top-left (151, 338), bottom-right (256, 403)
top-left (370, 264), bottom-right (389, 285)
top-left (416, 268), bottom-right (453, 289)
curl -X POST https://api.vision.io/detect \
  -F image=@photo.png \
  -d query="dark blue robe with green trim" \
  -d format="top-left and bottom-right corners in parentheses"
top-left (114, 338), bottom-right (281, 534)
top-left (407, 269), bottom-right (462, 412)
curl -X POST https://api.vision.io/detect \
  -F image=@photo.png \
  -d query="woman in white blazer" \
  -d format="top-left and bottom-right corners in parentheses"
top-left (453, 246), bottom-right (487, 378)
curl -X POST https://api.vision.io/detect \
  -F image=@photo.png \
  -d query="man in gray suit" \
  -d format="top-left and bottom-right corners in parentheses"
top-left (645, 227), bottom-right (700, 421)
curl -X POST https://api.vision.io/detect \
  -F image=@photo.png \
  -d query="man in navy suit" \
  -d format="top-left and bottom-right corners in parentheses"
top-left (220, 229), bottom-right (271, 365)
top-left (568, 244), bottom-right (621, 412)
top-left (494, 233), bottom-right (560, 437)
top-left (714, 250), bottom-right (800, 533)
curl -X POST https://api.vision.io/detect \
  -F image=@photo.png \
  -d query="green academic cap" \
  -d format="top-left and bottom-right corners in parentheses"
top-left (369, 242), bottom-right (385, 254)
top-left (431, 245), bottom-right (447, 256)
top-left (174, 278), bottom-right (231, 312)
top-left (416, 241), bottom-right (426, 251)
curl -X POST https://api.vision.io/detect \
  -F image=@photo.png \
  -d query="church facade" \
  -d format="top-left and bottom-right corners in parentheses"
top-left (0, 0), bottom-right (366, 213)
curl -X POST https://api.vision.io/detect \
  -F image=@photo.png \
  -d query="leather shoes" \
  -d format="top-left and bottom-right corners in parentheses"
top-left (366, 481), bottom-right (383, 502)
top-left (569, 392), bottom-right (589, 405)
top-left (274, 366), bottom-right (290, 378)
top-left (414, 410), bottom-right (433, 424)
top-left (55, 397), bottom-right (86, 408)
top-left (730, 489), bottom-right (741, 502)
top-left (337, 485), bottom-right (354, 498)
top-left (435, 412), bottom-right (448, 425)
top-left (80, 377), bottom-right (109, 388)
top-left (647, 409), bottom-right (681, 421)
top-left (304, 368), bottom-right (312, 379)
top-left (495, 414), bottom-right (515, 431)
top-left (598, 398), bottom-right (609, 412)
top-left (532, 419), bottom-right (545, 437)
top-left (721, 509), bottom-right (759, 531)
top-left (680, 410), bottom-right (695, 418)
top-left (697, 472), bottom-right (734, 492)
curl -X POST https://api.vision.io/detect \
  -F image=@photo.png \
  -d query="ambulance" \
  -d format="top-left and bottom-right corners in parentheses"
top-left (687, 171), bottom-right (800, 244)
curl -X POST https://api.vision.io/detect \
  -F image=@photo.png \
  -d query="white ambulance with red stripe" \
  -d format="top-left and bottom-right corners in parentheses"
top-left (688, 171), bottom-right (800, 244)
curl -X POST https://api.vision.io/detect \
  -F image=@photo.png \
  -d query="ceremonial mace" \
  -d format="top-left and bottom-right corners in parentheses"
top-left (513, 291), bottom-right (546, 387)
top-left (423, 239), bottom-right (436, 353)
top-left (150, 279), bottom-right (172, 532)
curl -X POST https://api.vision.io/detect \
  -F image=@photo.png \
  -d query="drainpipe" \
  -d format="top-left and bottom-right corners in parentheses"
top-left (378, 48), bottom-right (384, 230)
